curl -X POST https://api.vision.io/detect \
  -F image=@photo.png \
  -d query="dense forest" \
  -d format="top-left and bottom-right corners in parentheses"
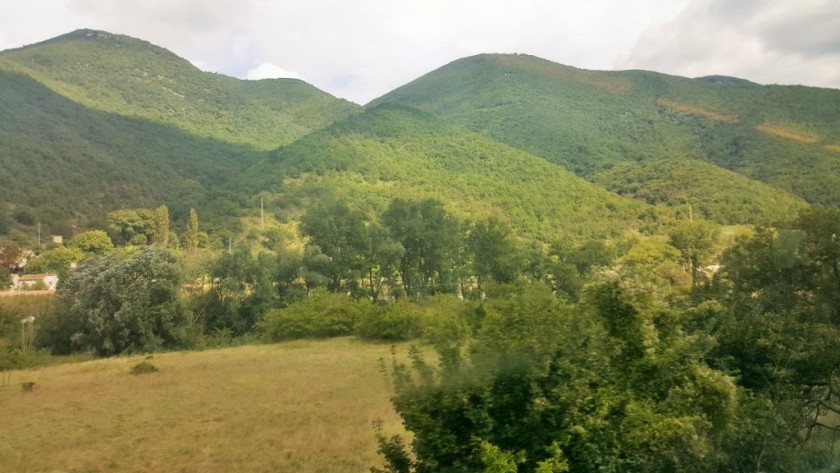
top-left (1, 29), bottom-right (839, 472)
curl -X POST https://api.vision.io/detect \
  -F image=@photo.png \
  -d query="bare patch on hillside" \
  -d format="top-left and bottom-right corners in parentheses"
top-left (756, 124), bottom-right (820, 144)
top-left (656, 99), bottom-right (740, 123)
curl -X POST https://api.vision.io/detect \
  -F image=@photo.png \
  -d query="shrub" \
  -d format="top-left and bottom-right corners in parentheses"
top-left (355, 300), bottom-right (425, 341)
top-left (130, 361), bottom-right (159, 375)
top-left (260, 290), bottom-right (368, 341)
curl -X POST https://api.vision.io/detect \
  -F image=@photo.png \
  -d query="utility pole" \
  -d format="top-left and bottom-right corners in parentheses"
top-left (261, 197), bottom-right (265, 230)
top-left (37, 222), bottom-right (41, 247)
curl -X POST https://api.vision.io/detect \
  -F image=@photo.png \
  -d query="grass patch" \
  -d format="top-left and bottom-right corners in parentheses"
top-left (0, 338), bottom-right (407, 472)
top-left (656, 98), bottom-right (740, 123)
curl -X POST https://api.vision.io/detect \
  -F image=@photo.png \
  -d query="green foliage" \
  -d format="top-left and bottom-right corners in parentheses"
top-left (355, 300), bottom-right (425, 341)
top-left (51, 246), bottom-right (190, 356)
top-left (69, 230), bottom-right (114, 254)
top-left (377, 276), bottom-right (767, 473)
top-left (382, 198), bottom-right (464, 298)
top-left (185, 208), bottom-right (200, 251)
top-left (240, 105), bottom-right (648, 247)
top-left (189, 245), bottom-right (277, 335)
top-left (260, 291), bottom-right (367, 341)
top-left (465, 218), bottom-right (524, 293)
top-left (668, 220), bottom-right (718, 286)
top-left (130, 360), bottom-right (159, 375)
top-left (26, 246), bottom-right (84, 275)
top-left (595, 158), bottom-right (808, 225)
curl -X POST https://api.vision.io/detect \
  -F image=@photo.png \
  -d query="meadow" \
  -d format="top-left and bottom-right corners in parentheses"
top-left (0, 338), bottom-right (406, 473)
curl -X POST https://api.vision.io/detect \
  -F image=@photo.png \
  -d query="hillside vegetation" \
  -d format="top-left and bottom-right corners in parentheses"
top-left (0, 70), bottom-right (263, 240)
top-left (373, 54), bottom-right (840, 206)
top-left (0, 29), bottom-right (359, 150)
top-left (237, 104), bottom-right (651, 243)
top-left (594, 158), bottom-right (808, 225)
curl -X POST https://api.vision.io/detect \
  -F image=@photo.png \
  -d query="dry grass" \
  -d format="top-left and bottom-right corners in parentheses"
top-left (0, 338), bottom-right (408, 473)
top-left (824, 144), bottom-right (840, 153)
top-left (656, 98), bottom-right (740, 123)
top-left (755, 124), bottom-right (820, 144)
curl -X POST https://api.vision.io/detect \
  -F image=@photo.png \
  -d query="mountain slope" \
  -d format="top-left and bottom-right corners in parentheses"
top-left (235, 104), bottom-right (651, 243)
top-left (372, 54), bottom-right (840, 206)
top-left (0, 70), bottom-right (263, 240)
top-left (0, 29), bottom-right (360, 150)
top-left (595, 158), bottom-right (808, 225)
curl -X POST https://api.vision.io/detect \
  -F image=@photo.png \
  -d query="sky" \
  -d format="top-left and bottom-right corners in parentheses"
top-left (0, 0), bottom-right (838, 104)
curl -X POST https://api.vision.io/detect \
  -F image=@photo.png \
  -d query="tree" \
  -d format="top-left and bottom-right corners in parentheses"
top-left (668, 220), bottom-right (718, 286)
top-left (299, 200), bottom-right (369, 293)
top-left (707, 220), bottom-right (840, 470)
top-left (466, 218), bottom-right (523, 294)
top-left (26, 246), bottom-right (84, 275)
top-left (191, 245), bottom-right (277, 335)
top-left (154, 204), bottom-right (170, 247)
top-left (107, 208), bottom-right (157, 246)
top-left (52, 247), bottom-right (189, 356)
top-left (68, 230), bottom-right (114, 254)
top-left (185, 208), bottom-right (200, 251)
top-left (382, 198), bottom-right (462, 298)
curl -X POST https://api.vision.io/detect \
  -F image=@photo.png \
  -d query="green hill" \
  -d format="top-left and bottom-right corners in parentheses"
top-left (372, 54), bottom-right (840, 206)
top-left (235, 104), bottom-right (650, 243)
top-left (0, 29), bottom-right (360, 150)
top-left (0, 70), bottom-right (264, 241)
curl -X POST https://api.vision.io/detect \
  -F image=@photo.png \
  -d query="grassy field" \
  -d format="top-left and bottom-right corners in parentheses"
top-left (0, 338), bottom-right (407, 473)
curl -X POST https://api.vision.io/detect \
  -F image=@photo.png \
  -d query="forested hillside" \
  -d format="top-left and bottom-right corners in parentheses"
top-left (373, 54), bottom-right (840, 206)
top-left (234, 103), bottom-right (651, 243)
top-left (0, 29), bottom-right (359, 150)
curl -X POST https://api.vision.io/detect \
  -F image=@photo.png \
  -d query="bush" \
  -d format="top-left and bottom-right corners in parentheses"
top-left (260, 290), bottom-right (369, 341)
top-left (130, 360), bottom-right (159, 375)
top-left (355, 300), bottom-right (425, 341)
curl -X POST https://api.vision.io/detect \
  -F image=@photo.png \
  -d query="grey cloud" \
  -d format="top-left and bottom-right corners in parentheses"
top-left (621, 0), bottom-right (840, 89)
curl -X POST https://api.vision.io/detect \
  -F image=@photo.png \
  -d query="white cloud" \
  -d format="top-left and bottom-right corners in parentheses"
top-left (245, 62), bottom-right (303, 81)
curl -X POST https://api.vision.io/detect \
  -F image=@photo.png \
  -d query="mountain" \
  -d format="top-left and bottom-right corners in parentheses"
top-left (371, 54), bottom-right (840, 208)
top-left (0, 30), bottom-right (359, 242)
top-left (2, 31), bottom-right (839, 246)
top-left (0, 29), bottom-right (359, 150)
top-left (234, 104), bottom-right (650, 243)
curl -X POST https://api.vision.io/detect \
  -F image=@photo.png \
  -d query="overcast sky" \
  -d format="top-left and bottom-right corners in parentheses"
top-left (0, 0), bottom-right (837, 104)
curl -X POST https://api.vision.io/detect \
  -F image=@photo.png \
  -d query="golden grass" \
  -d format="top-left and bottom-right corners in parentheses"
top-left (824, 144), bottom-right (840, 153)
top-left (755, 124), bottom-right (820, 144)
top-left (0, 338), bottom-right (408, 473)
top-left (655, 99), bottom-right (740, 123)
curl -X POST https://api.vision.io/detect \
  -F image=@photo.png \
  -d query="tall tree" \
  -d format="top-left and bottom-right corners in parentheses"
top-left (185, 208), bottom-right (200, 251)
top-left (154, 204), bottom-right (170, 247)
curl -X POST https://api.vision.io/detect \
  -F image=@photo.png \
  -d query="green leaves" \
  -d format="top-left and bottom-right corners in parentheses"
top-left (56, 246), bottom-right (187, 356)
